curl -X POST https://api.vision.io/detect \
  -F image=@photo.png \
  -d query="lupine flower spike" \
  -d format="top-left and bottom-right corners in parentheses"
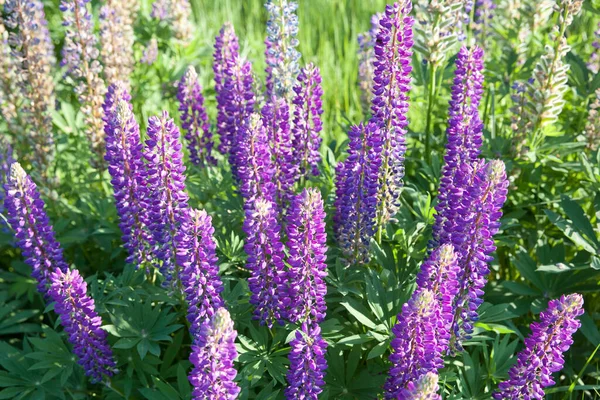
top-left (177, 66), bottom-right (216, 166)
top-left (4, 0), bottom-right (56, 171)
top-left (144, 112), bottom-right (190, 286)
top-left (189, 308), bottom-right (241, 400)
top-left (494, 294), bottom-right (584, 400)
top-left (371, 1), bottom-right (414, 229)
top-left (0, 137), bottom-right (14, 231)
top-left (142, 38), bottom-right (159, 65)
top-left (402, 372), bottom-right (441, 400)
top-left (588, 22), bottom-right (600, 75)
top-left (60, 0), bottom-right (107, 167)
top-left (100, 0), bottom-right (136, 86)
top-left (176, 209), bottom-right (225, 339)
top-left (103, 84), bottom-right (152, 268)
top-left (285, 322), bottom-right (328, 400)
top-left (357, 13), bottom-right (383, 112)
top-left (585, 89), bottom-right (600, 151)
top-left (49, 268), bottom-right (118, 383)
top-left (286, 188), bottom-right (328, 325)
top-left (384, 289), bottom-right (444, 399)
top-left (0, 22), bottom-right (20, 136)
top-left (4, 163), bottom-right (69, 296)
top-left (334, 122), bottom-right (383, 265)
top-left (243, 197), bottom-right (288, 327)
top-left (151, 0), bottom-right (193, 42)
top-left (291, 63), bottom-right (324, 178)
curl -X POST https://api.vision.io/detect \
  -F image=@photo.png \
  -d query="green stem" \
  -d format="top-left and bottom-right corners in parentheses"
top-left (424, 65), bottom-right (438, 163)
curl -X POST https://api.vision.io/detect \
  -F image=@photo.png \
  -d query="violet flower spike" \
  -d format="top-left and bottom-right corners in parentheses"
top-left (177, 66), bottom-right (216, 166)
top-left (188, 307), bottom-right (241, 400)
top-left (285, 322), bottom-right (328, 400)
top-left (49, 268), bottom-right (118, 383)
top-left (243, 197), bottom-right (289, 327)
top-left (103, 84), bottom-right (152, 268)
top-left (236, 113), bottom-right (276, 207)
top-left (213, 22), bottom-right (240, 155)
top-left (357, 13), bottom-right (383, 112)
top-left (588, 22), bottom-right (600, 75)
top-left (100, 1), bottom-right (135, 86)
top-left (286, 188), bottom-right (328, 325)
top-left (371, 1), bottom-right (414, 228)
top-left (4, 163), bottom-right (69, 296)
top-left (144, 112), bottom-right (190, 286)
top-left (432, 46), bottom-right (485, 247)
top-left (384, 289), bottom-right (444, 399)
top-left (334, 122), bottom-right (383, 265)
top-left (291, 63), bottom-right (324, 178)
top-left (176, 209), bottom-right (225, 339)
top-left (494, 294), bottom-right (584, 400)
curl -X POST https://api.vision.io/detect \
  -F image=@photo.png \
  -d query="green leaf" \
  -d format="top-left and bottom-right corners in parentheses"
top-left (340, 301), bottom-right (377, 329)
top-left (114, 337), bottom-right (140, 349)
top-left (544, 209), bottom-right (598, 254)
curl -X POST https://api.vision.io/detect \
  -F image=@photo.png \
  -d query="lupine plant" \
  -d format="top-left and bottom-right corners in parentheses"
top-left (0, 0), bottom-right (598, 399)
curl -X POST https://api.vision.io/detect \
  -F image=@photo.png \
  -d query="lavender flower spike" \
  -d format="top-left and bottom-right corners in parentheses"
top-left (371, 1), bottom-right (414, 228)
top-left (100, 0), bottom-right (135, 86)
top-left (588, 23), bottom-right (600, 75)
top-left (384, 289), bottom-right (445, 399)
top-left (4, 163), bottom-right (69, 296)
top-left (237, 114), bottom-right (276, 207)
top-left (292, 63), bottom-right (324, 178)
top-left (144, 112), bottom-right (190, 286)
top-left (432, 46), bottom-right (485, 246)
top-left (243, 197), bottom-right (288, 327)
top-left (60, 0), bottom-right (107, 166)
top-left (402, 372), bottom-right (441, 400)
top-left (264, 0), bottom-right (301, 99)
top-left (176, 209), bottom-right (225, 340)
top-left (177, 66), bottom-right (216, 166)
top-left (104, 85), bottom-right (152, 268)
top-left (494, 294), bottom-right (584, 400)
top-left (141, 38), bottom-right (159, 65)
top-left (189, 307), bottom-right (240, 400)
top-left (334, 122), bottom-right (383, 265)
top-left (357, 13), bottom-right (383, 112)
top-left (286, 188), bottom-right (328, 325)
top-left (213, 22), bottom-right (240, 155)
top-left (151, 0), bottom-right (193, 42)
top-left (49, 268), bottom-right (118, 383)
top-left (0, 22), bottom-right (21, 136)
top-left (4, 0), bottom-right (56, 170)
top-left (285, 322), bottom-right (328, 400)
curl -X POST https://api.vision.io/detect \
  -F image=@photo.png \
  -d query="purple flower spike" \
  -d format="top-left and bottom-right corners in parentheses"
top-left (401, 372), bottom-right (441, 400)
top-left (262, 97), bottom-right (296, 208)
top-left (144, 111), bottom-right (189, 286)
top-left (189, 307), bottom-right (241, 400)
top-left (49, 268), bottom-right (117, 383)
top-left (494, 294), bottom-right (584, 400)
top-left (177, 66), bottom-right (216, 166)
top-left (442, 160), bottom-right (508, 352)
top-left (243, 197), bottom-right (289, 327)
top-left (415, 244), bottom-right (460, 354)
top-left (334, 122), bottom-right (383, 265)
top-left (433, 46), bottom-right (485, 246)
top-left (104, 86), bottom-right (152, 268)
top-left (285, 322), bottom-right (328, 400)
top-left (292, 63), bottom-right (324, 178)
top-left (371, 0), bottom-right (414, 227)
top-left (4, 163), bottom-right (69, 296)
top-left (176, 209), bottom-right (225, 340)
top-left (286, 188), bottom-right (328, 325)
top-left (589, 23), bottom-right (600, 75)
top-left (384, 289), bottom-right (444, 399)
top-left (237, 114), bottom-right (276, 207)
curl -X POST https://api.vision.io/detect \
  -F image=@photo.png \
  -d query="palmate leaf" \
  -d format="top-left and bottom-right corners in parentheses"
top-left (0, 291), bottom-right (40, 336)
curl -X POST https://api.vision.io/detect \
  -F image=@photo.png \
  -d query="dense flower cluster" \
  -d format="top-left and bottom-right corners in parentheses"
top-left (357, 13), bottom-right (382, 111)
top-left (494, 294), bottom-right (584, 399)
top-left (472, 0), bottom-right (496, 47)
top-left (243, 197), bottom-right (288, 327)
top-left (432, 46), bottom-right (484, 245)
top-left (286, 188), bottom-right (327, 324)
top-left (264, 0), bottom-right (301, 99)
top-left (176, 209), bottom-right (225, 339)
top-left (100, 0), bottom-right (135, 86)
top-left (144, 112), bottom-right (190, 286)
top-left (333, 122), bottom-right (382, 264)
top-left (285, 322), bottom-right (328, 400)
top-left (151, 0), bottom-right (193, 42)
top-left (236, 114), bottom-right (276, 206)
top-left (3, 0), bottom-right (56, 170)
top-left (103, 84), bottom-right (151, 267)
top-left (177, 66), bottom-right (216, 166)
top-left (384, 289), bottom-right (444, 398)
top-left (4, 163), bottom-right (69, 296)
top-left (291, 63), bottom-right (323, 178)
top-left (60, 0), bottom-right (107, 166)
top-left (189, 308), bottom-right (240, 399)
top-left (48, 268), bottom-right (117, 383)
top-left (371, 1), bottom-right (414, 227)
top-left (402, 372), bottom-right (441, 400)
top-left (0, 22), bottom-right (20, 135)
